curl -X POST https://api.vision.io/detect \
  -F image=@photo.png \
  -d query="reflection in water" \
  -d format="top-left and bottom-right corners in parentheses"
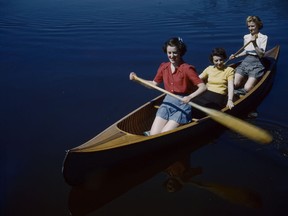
top-left (163, 155), bottom-right (203, 192)
top-left (68, 141), bottom-right (262, 215)
top-left (67, 147), bottom-right (188, 215)
top-left (163, 158), bottom-right (262, 209)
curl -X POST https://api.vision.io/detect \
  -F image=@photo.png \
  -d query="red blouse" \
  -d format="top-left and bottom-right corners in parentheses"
top-left (153, 62), bottom-right (203, 94)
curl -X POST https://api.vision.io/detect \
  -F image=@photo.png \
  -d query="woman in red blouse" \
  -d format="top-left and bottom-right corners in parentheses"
top-left (130, 37), bottom-right (206, 135)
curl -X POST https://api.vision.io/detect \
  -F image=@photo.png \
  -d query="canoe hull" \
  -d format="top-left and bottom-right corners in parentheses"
top-left (63, 117), bottom-right (224, 185)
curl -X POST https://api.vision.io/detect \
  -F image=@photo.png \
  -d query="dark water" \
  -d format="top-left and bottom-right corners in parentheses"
top-left (1, 0), bottom-right (288, 215)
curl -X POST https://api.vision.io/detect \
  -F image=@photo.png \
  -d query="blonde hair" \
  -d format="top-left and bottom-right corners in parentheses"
top-left (246, 16), bottom-right (263, 30)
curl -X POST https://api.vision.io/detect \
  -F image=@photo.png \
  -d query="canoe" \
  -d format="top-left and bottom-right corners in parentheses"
top-left (62, 45), bottom-right (280, 186)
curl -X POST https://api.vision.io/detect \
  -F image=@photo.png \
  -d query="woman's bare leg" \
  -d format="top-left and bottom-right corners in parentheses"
top-left (150, 116), bottom-right (168, 135)
top-left (161, 120), bottom-right (180, 133)
top-left (234, 73), bottom-right (245, 89)
top-left (244, 77), bottom-right (257, 92)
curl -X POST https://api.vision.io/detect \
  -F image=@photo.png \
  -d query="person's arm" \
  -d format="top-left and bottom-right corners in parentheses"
top-left (129, 72), bottom-right (158, 88)
top-left (182, 83), bottom-right (206, 103)
top-left (229, 37), bottom-right (250, 60)
top-left (226, 80), bottom-right (234, 109)
top-left (234, 50), bottom-right (247, 58)
top-left (251, 34), bottom-right (266, 58)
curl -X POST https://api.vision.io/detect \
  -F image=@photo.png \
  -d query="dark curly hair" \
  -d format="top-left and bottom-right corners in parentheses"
top-left (208, 47), bottom-right (227, 64)
top-left (162, 37), bottom-right (187, 56)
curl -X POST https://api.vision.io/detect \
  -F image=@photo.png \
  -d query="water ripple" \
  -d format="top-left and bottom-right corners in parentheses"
top-left (228, 118), bottom-right (288, 167)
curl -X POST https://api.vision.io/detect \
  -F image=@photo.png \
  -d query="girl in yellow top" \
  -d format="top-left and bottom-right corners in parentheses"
top-left (192, 48), bottom-right (234, 118)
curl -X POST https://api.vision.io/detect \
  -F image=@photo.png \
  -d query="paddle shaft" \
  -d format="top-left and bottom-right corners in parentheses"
top-left (132, 75), bottom-right (272, 144)
top-left (224, 40), bottom-right (252, 65)
top-left (234, 40), bottom-right (252, 56)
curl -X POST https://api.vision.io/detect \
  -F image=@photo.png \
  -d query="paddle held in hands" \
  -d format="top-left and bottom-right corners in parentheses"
top-left (131, 74), bottom-right (273, 144)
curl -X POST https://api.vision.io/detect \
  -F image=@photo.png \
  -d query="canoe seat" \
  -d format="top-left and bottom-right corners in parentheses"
top-left (117, 98), bottom-right (162, 135)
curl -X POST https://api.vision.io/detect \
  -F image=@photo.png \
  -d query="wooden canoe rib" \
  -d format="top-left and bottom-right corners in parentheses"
top-left (62, 45), bottom-right (280, 186)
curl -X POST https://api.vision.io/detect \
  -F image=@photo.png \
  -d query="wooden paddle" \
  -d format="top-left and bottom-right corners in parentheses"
top-left (225, 40), bottom-right (252, 65)
top-left (131, 74), bottom-right (272, 144)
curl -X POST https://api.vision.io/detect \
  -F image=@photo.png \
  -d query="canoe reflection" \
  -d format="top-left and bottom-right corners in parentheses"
top-left (68, 143), bottom-right (262, 215)
top-left (163, 159), bottom-right (262, 209)
top-left (68, 144), bottom-right (197, 216)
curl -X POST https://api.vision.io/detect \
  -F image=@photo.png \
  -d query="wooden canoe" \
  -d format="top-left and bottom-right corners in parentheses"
top-left (62, 45), bottom-right (280, 186)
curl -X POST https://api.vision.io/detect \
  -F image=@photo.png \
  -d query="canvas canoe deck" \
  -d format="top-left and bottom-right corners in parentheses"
top-left (62, 45), bottom-right (280, 186)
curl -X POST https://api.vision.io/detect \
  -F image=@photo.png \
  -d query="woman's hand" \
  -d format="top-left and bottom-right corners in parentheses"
top-left (226, 100), bottom-right (234, 109)
top-left (251, 34), bottom-right (258, 42)
top-left (182, 96), bottom-right (191, 104)
top-left (229, 54), bottom-right (236, 60)
top-left (129, 72), bottom-right (136, 80)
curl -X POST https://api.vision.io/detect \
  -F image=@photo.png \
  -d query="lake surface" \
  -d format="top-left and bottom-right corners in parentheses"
top-left (1, 0), bottom-right (288, 215)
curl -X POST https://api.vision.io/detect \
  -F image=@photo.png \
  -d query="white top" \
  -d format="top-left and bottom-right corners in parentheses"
top-left (244, 32), bottom-right (268, 56)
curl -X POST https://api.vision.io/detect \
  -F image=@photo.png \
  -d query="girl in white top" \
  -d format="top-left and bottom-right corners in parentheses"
top-left (230, 16), bottom-right (268, 94)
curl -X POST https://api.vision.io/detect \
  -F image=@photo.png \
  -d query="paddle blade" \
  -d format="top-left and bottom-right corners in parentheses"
top-left (200, 106), bottom-right (273, 144)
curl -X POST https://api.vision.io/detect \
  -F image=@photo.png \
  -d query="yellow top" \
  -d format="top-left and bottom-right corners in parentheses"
top-left (200, 66), bottom-right (234, 95)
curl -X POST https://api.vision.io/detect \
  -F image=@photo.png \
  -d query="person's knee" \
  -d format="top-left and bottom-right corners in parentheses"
top-left (244, 78), bottom-right (257, 92)
top-left (234, 76), bottom-right (242, 88)
top-left (234, 81), bottom-right (240, 88)
top-left (244, 84), bottom-right (253, 92)
top-left (162, 120), bottom-right (179, 132)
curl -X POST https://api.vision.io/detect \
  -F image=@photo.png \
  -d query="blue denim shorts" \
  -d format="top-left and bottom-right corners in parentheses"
top-left (156, 94), bottom-right (192, 124)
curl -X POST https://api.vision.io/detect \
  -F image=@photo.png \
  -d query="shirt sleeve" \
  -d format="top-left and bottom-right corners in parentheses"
top-left (244, 34), bottom-right (250, 46)
top-left (258, 34), bottom-right (268, 52)
top-left (187, 65), bottom-right (203, 85)
top-left (153, 62), bottom-right (167, 84)
top-left (199, 67), bottom-right (209, 80)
